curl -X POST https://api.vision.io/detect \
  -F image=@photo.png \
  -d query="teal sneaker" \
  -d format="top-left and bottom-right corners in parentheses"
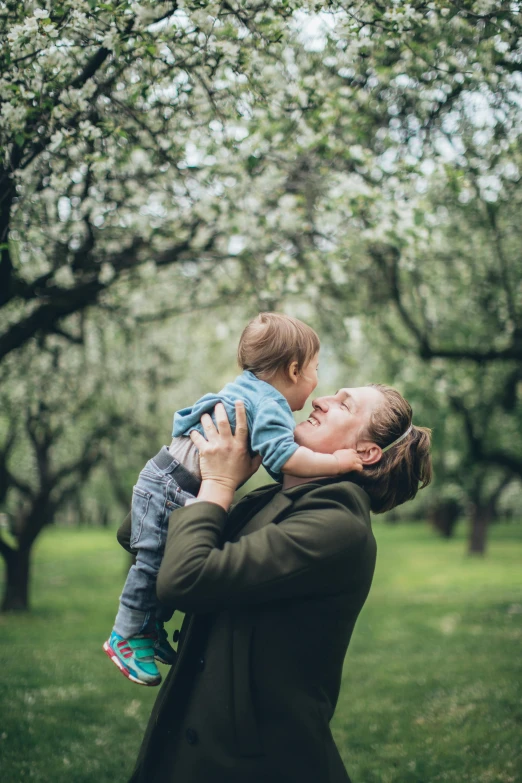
top-left (103, 631), bottom-right (161, 686)
top-left (154, 622), bottom-right (177, 666)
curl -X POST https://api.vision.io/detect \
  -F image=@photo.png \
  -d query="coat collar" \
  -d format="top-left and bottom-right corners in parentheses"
top-left (225, 484), bottom-right (281, 541)
top-left (241, 491), bottom-right (294, 536)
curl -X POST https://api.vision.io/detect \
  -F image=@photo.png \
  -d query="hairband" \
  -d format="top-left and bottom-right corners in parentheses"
top-left (381, 424), bottom-right (413, 453)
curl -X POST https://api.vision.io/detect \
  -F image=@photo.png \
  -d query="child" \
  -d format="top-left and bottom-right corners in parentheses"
top-left (103, 313), bottom-right (363, 686)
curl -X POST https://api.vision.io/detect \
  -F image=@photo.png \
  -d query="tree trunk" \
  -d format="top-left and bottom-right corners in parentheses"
top-left (429, 499), bottom-right (460, 538)
top-left (1, 546), bottom-right (31, 611)
top-left (468, 504), bottom-right (492, 555)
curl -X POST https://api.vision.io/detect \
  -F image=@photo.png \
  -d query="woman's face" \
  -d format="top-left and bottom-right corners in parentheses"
top-left (294, 386), bottom-right (384, 454)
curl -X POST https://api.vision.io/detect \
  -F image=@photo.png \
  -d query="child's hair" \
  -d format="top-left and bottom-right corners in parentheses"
top-left (238, 312), bottom-right (320, 380)
top-left (354, 383), bottom-right (432, 513)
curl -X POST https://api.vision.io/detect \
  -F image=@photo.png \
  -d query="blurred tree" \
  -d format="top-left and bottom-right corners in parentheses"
top-left (0, 304), bottom-right (249, 611)
top-left (351, 157), bottom-right (522, 553)
top-left (1, 0), bottom-right (319, 362)
top-left (222, 4), bottom-right (522, 556)
top-left (0, 308), bottom-right (182, 610)
top-left (270, 2), bottom-right (522, 553)
top-left (3, 1), bottom-right (521, 362)
top-left (0, 343), bottom-right (122, 609)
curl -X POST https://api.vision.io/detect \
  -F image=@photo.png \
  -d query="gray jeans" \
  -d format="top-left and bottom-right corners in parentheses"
top-left (113, 447), bottom-right (200, 638)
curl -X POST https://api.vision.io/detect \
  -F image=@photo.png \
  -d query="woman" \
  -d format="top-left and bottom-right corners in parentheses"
top-left (118, 384), bottom-right (432, 783)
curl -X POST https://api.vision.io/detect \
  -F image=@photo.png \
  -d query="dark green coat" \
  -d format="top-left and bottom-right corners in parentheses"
top-left (117, 479), bottom-right (377, 783)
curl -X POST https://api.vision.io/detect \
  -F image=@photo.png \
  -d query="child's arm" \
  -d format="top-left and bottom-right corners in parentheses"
top-left (250, 400), bottom-right (364, 479)
top-left (282, 445), bottom-right (363, 477)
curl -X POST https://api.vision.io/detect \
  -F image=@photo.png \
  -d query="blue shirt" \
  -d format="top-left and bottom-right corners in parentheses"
top-left (173, 371), bottom-right (299, 482)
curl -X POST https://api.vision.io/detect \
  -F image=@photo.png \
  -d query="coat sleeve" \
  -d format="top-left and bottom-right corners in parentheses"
top-left (116, 512), bottom-right (135, 554)
top-left (156, 484), bottom-right (371, 613)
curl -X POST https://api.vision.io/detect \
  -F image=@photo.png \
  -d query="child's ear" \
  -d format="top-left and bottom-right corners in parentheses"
top-left (287, 360), bottom-right (300, 384)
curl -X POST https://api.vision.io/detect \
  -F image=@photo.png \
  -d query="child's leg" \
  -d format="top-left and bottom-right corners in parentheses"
top-left (105, 448), bottom-right (198, 683)
top-left (113, 468), bottom-right (169, 636)
top-left (105, 466), bottom-right (170, 685)
top-left (114, 548), bottom-right (161, 637)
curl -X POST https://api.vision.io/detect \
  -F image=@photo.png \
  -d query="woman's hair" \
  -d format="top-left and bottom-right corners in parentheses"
top-left (238, 312), bottom-right (320, 380)
top-left (355, 383), bottom-right (432, 514)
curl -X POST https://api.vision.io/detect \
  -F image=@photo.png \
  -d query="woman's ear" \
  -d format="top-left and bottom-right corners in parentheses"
top-left (287, 360), bottom-right (300, 385)
top-left (356, 442), bottom-right (383, 466)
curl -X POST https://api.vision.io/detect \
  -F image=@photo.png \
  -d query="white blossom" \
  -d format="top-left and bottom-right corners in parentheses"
top-left (49, 130), bottom-right (64, 150)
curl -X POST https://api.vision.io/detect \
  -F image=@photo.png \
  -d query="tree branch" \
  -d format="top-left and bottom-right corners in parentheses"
top-left (370, 243), bottom-right (522, 363)
top-left (0, 427), bottom-right (17, 504)
top-left (478, 450), bottom-right (522, 478)
top-left (51, 415), bottom-right (123, 487)
top-left (368, 243), bottom-right (430, 352)
top-left (420, 345), bottom-right (522, 362)
top-left (449, 395), bottom-right (483, 457)
top-left (485, 202), bottom-right (517, 324)
top-left (69, 46), bottom-right (111, 90)
top-left (0, 279), bottom-right (105, 362)
top-left (5, 469), bottom-right (34, 500)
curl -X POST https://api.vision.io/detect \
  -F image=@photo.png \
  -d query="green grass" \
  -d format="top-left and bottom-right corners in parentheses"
top-left (1, 522), bottom-right (521, 783)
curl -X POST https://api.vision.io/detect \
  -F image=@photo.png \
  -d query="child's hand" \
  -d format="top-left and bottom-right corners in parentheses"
top-left (333, 448), bottom-right (364, 474)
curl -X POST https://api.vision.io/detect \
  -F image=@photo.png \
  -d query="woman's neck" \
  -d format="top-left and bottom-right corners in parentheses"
top-left (282, 474), bottom-right (326, 490)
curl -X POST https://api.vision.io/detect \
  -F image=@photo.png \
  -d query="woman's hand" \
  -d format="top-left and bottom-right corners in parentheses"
top-left (189, 402), bottom-right (262, 510)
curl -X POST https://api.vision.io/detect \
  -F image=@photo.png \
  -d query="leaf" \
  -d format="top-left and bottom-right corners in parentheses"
top-left (15, 134), bottom-right (24, 147)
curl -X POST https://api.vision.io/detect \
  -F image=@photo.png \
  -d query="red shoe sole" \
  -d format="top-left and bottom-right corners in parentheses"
top-left (103, 641), bottom-right (161, 687)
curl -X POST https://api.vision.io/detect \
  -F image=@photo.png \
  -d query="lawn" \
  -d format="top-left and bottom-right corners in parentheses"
top-left (0, 521), bottom-right (521, 783)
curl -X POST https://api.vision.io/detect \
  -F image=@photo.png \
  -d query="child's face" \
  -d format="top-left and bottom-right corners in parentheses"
top-left (294, 353), bottom-right (319, 410)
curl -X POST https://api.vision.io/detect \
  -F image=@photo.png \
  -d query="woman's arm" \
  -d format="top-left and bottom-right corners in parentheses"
top-left (156, 482), bottom-right (371, 613)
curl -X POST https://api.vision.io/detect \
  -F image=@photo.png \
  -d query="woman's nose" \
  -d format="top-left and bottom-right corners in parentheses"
top-left (312, 397), bottom-right (329, 412)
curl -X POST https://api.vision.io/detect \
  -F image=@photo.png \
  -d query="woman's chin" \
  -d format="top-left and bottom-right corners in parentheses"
top-left (294, 420), bottom-right (320, 448)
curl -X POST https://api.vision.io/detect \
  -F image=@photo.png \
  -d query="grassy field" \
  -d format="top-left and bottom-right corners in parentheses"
top-left (0, 522), bottom-right (521, 783)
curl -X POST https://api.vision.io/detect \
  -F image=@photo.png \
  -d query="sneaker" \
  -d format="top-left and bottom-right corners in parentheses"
top-left (154, 622), bottom-right (177, 666)
top-left (103, 631), bottom-right (162, 686)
